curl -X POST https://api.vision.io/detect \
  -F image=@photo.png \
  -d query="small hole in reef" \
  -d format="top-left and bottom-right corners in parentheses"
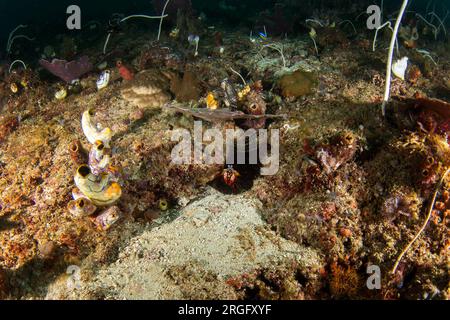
top-left (295, 270), bottom-right (308, 287)
top-left (70, 143), bottom-right (78, 152)
top-left (211, 139), bottom-right (262, 195)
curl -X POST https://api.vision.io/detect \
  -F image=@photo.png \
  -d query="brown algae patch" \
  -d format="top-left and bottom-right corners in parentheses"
top-left (277, 70), bottom-right (318, 99)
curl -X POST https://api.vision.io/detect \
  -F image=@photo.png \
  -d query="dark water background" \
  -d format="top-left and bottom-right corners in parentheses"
top-left (0, 0), bottom-right (448, 56)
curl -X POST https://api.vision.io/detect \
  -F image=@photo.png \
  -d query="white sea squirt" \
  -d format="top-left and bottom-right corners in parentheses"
top-left (96, 70), bottom-right (110, 90)
top-left (67, 197), bottom-right (97, 218)
top-left (81, 109), bottom-right (112, 146)
top-left (55, 87), bottom-right (67, 100)
top-left (188, 34), bottom-right (200, 56)
top-left (74, 165), bottom-right (122, 206)
top-left (392, 56), bottom-right (409, 81)
top-left (89, 140), bottom-right (111, 175)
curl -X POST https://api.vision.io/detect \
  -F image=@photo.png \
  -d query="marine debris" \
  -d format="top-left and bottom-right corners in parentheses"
top-left (157, 0), bottom-right (172, 41)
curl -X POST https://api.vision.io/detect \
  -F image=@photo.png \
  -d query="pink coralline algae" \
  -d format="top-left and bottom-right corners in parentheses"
top-left (39, 56), bottom-right (93, 83)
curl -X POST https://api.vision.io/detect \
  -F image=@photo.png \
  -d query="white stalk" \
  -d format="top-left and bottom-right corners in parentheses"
top-left (428, 12), bottom-right (447, 36)
top-left (157, 0), bottom-right (171, 41)
top-left (103, 13), bottom-right (169, 54)
top-left (373, 21), bottom-right (399, 54)
top-left (7, 35), bottom-right (35, 53)
top-left (6, 25), bottom-right (27, 51)
top-left (339, 20), bottom-right (357, 34)
top-left (103, 33), bottom-right (112, 54)
top-left (416, 13), bottom-right (439, 39)
top-left (230, 67), bottom-right (247, 86)
top-left (195, 40), bottom-right (199, 56)
top-left (381, 0), bottom-right (409, 116)
top-left (120, 14), bottom-right (168, 23)
top-left (8, 60), bottom-right (27, 73)
top-left (263, 44), bottom-right (286, 68)
top-left (311, 37), bottom-right (318, 56)
top-left (305, 19), bottom-right (324, 27)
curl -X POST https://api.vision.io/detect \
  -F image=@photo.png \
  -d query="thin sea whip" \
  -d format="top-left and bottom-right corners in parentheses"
top-left (381, 0), bottom-right (409, 116)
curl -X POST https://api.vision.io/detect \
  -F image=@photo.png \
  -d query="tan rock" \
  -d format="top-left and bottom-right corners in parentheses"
top-left (121, 69), bottom-right (172, 109)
